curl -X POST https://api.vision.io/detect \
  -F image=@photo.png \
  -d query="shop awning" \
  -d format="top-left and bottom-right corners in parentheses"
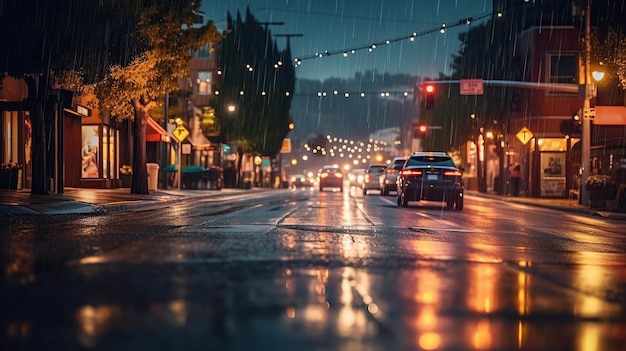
top-left (146, 117), bottom-right (170, 143)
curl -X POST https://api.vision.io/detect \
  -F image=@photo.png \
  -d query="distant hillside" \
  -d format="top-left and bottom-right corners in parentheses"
top-left (290, 71), bottom-right (420, 143)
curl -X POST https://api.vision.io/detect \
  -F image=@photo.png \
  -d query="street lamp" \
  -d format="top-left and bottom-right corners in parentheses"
top-left (581, 0), bottom-right (593, 207)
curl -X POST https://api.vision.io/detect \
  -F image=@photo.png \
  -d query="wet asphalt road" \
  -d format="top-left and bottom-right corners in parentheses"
top-left (1, 187), bottom-right (625, 351)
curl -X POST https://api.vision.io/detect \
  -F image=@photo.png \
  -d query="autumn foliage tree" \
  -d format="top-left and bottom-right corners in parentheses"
top-left (0, 0), bottom-right (138, 194)
top-left (94, 1), bottom-right (221, 194)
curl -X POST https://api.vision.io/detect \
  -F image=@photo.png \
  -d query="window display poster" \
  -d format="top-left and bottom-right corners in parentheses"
top-left (541, 152), bottom-right (566, 197)
top-left (541, 152), bottom-right (564, 176)
top-left (82, 126), bottom-right (100, 178)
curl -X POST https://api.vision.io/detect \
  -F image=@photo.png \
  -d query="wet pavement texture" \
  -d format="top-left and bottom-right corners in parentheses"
top-left (1, 189), bottom-right (625, 350)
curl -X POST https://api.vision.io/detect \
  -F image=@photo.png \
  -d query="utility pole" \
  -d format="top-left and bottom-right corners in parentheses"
top-left (275, 33), bottom-right (304, 45)
top-left (260, 22), bottom-right (284, 58)
top-left (581, 0), bottom-right (592, 207)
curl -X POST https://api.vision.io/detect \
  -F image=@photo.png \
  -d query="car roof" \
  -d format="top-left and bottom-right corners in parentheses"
top-left (410, 151), bottom-right (449, 157)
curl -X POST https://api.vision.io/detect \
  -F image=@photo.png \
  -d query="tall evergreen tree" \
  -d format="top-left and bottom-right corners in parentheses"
top-left (216, 8), bottom-right (295, 174)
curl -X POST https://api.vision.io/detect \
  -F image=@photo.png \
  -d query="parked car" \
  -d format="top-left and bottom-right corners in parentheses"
top-left (319, 165), bottom-right (344, 192)
top-left (380, 156), bottom-right (407, 196)
top-left (396, 152), bottom-right (464, 210)
top-left (362, 164), bottom-right (387, 195)
top-left (348, 168), bottom-right (366, 188)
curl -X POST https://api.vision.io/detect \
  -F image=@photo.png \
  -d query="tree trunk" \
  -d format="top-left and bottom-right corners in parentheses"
top-left (25, 75), bottom-right (48, 195)
top-left (130, 99), bottom-right (150, 195)
top-left (236, 151), bottom-right (244, 188)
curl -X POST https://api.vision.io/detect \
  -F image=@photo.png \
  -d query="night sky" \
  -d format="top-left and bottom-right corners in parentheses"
top-left (201, 0), bottom-right (492, 81)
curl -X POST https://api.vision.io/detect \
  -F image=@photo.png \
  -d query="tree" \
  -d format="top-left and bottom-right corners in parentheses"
top-left (216, 8), bottom-right (295, 184)
top-left (93, 0), bottom-right (221, 194)
top-left (0, 0), bottom-right (138, 194)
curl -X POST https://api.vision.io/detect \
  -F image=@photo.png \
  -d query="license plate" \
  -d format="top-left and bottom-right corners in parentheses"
top-left (427, 174), bottom-right (438, 181)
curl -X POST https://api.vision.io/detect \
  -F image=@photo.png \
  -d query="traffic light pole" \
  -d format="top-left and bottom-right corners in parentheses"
top-left (580, 0), bottom-right (592, 207)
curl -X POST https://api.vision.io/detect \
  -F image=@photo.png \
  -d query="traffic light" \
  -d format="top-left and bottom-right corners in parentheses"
top-left (424, 83), bottom-right (435, 109)
top-left (201, 107), bottom-right (217, 133)
top-left (560, 109), bottom-right (582, 136)
top-left (413, 124), bottom-right (428, 138)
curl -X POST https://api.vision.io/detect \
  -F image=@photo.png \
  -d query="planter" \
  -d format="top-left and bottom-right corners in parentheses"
top-left (120, 173), bottom-right (132, 188)
top-left (0, 168), bottom-right (21, 189)
top-left (588, 187), bottom-right (609, 208)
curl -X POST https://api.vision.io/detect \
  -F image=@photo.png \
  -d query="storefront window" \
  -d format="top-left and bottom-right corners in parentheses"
top-left (81, 126), bottom-right (100, 178)
top-left (2, 111), bottom-right (19, 165)
top-left (540, 151), bottom-right (566, 197)
top-left (110, 129), bottom-right (118, 179)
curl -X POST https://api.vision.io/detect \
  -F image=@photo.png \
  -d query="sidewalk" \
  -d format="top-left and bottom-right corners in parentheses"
top-left (1, 187), bottom-right (625, 220)
top-left (0, 187), bottom-right (243, 215)
top-left (467, 190), bottom-right (626, 221)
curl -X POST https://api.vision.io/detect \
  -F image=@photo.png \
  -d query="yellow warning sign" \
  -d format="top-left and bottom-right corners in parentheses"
top-left (172, 125), bottom-right (189, 142)
top-left (516, 127), bottom-right (533, 145)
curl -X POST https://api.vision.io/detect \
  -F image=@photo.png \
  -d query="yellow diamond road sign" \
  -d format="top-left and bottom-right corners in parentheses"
top-left (172, 125), bottom-right (189, 142)
top-left (516, 127), bottom-right (533, 145)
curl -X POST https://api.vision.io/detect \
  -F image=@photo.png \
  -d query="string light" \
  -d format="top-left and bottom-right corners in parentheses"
top-left (287, 4), bottom-right (536, 66)
top-left (302, 134), bottom-right (389, 160)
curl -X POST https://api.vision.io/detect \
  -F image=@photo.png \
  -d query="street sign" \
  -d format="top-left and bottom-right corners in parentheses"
top-left (516, 127), bottom-right (533, 145)
top-left (460, 79), bottom-right (484, 95)
top-left (280, 138), bottom-right (292, 153)
top-left (172, 125), bottom-right (189, 142)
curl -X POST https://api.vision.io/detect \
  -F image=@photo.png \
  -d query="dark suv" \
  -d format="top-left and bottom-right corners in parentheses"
top-left (380, 156), bottom-right (406, 196)
top-left (396, 152), bottom-right (464, 210)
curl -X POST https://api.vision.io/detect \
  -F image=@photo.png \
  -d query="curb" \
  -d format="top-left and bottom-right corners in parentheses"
top-left (466, 191), bottom-right (626, 221)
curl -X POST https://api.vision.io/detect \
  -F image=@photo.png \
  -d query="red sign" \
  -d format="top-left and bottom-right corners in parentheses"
top-left (460, 79), bottom-right (484, 95)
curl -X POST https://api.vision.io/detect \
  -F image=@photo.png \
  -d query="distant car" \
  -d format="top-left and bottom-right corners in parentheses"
top-left (291, 174), bottom-right (311, 188)
top-left (319, 166), bottom-right (343, 191)
top-left (396, 152), bottom-right (464, 210)
top-left (362, 164), bottom-right (387, 195)
top-left (380, 156), bottom-right (407, 196)
top-left (348, 168), bottom-right (366, 188)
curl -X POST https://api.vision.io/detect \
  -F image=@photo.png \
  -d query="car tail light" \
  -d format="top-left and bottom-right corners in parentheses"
top-left (400, 169), bottom-right (422, 177)
top-left (444, 170), bottom-right (463, 177)
top-left (364, 174), bottom-right (370, 182)
top-left (334, 172), bottom-right (343, 178)
top-left (320, 173), bottom-right (329, 179)
top-left (386, 169), bottom-right (396, 174)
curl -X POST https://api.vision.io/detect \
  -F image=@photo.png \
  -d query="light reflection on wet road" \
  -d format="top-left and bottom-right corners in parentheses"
top-left (1, 188), bottom-right (625, 350)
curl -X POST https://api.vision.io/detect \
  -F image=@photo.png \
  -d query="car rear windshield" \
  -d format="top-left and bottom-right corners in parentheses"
top-left (367, 166), bottom-right (386, 173)
top-left (406, 156), bottom-right (455, 167)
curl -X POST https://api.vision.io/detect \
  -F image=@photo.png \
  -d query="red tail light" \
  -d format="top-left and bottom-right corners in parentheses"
top-left (334, 172), bottom-right (343, 178)
top-left (320, 173), bottom-right (329, 179)
top-left (444, 170), bottom-right (463, 177)
top-left (386, 169), bottom-right (396, 174)
top-left (400, 169), bottom-right (423, 177)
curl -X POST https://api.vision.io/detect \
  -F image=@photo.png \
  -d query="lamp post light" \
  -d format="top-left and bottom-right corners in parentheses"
top-left (580, 0), bottom-right (591, 206)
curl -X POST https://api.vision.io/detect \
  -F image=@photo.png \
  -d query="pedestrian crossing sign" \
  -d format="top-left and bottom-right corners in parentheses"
top-left (172, 125), bottom-right (189, 142)
top-left (516, 127), bottom-right (533, 145)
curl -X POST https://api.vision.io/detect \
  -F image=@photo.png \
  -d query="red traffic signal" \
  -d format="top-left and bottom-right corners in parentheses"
top-left (423, 83), bottom-right (435, 109)
top-left (413, 124), bottom-right (428, 138)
